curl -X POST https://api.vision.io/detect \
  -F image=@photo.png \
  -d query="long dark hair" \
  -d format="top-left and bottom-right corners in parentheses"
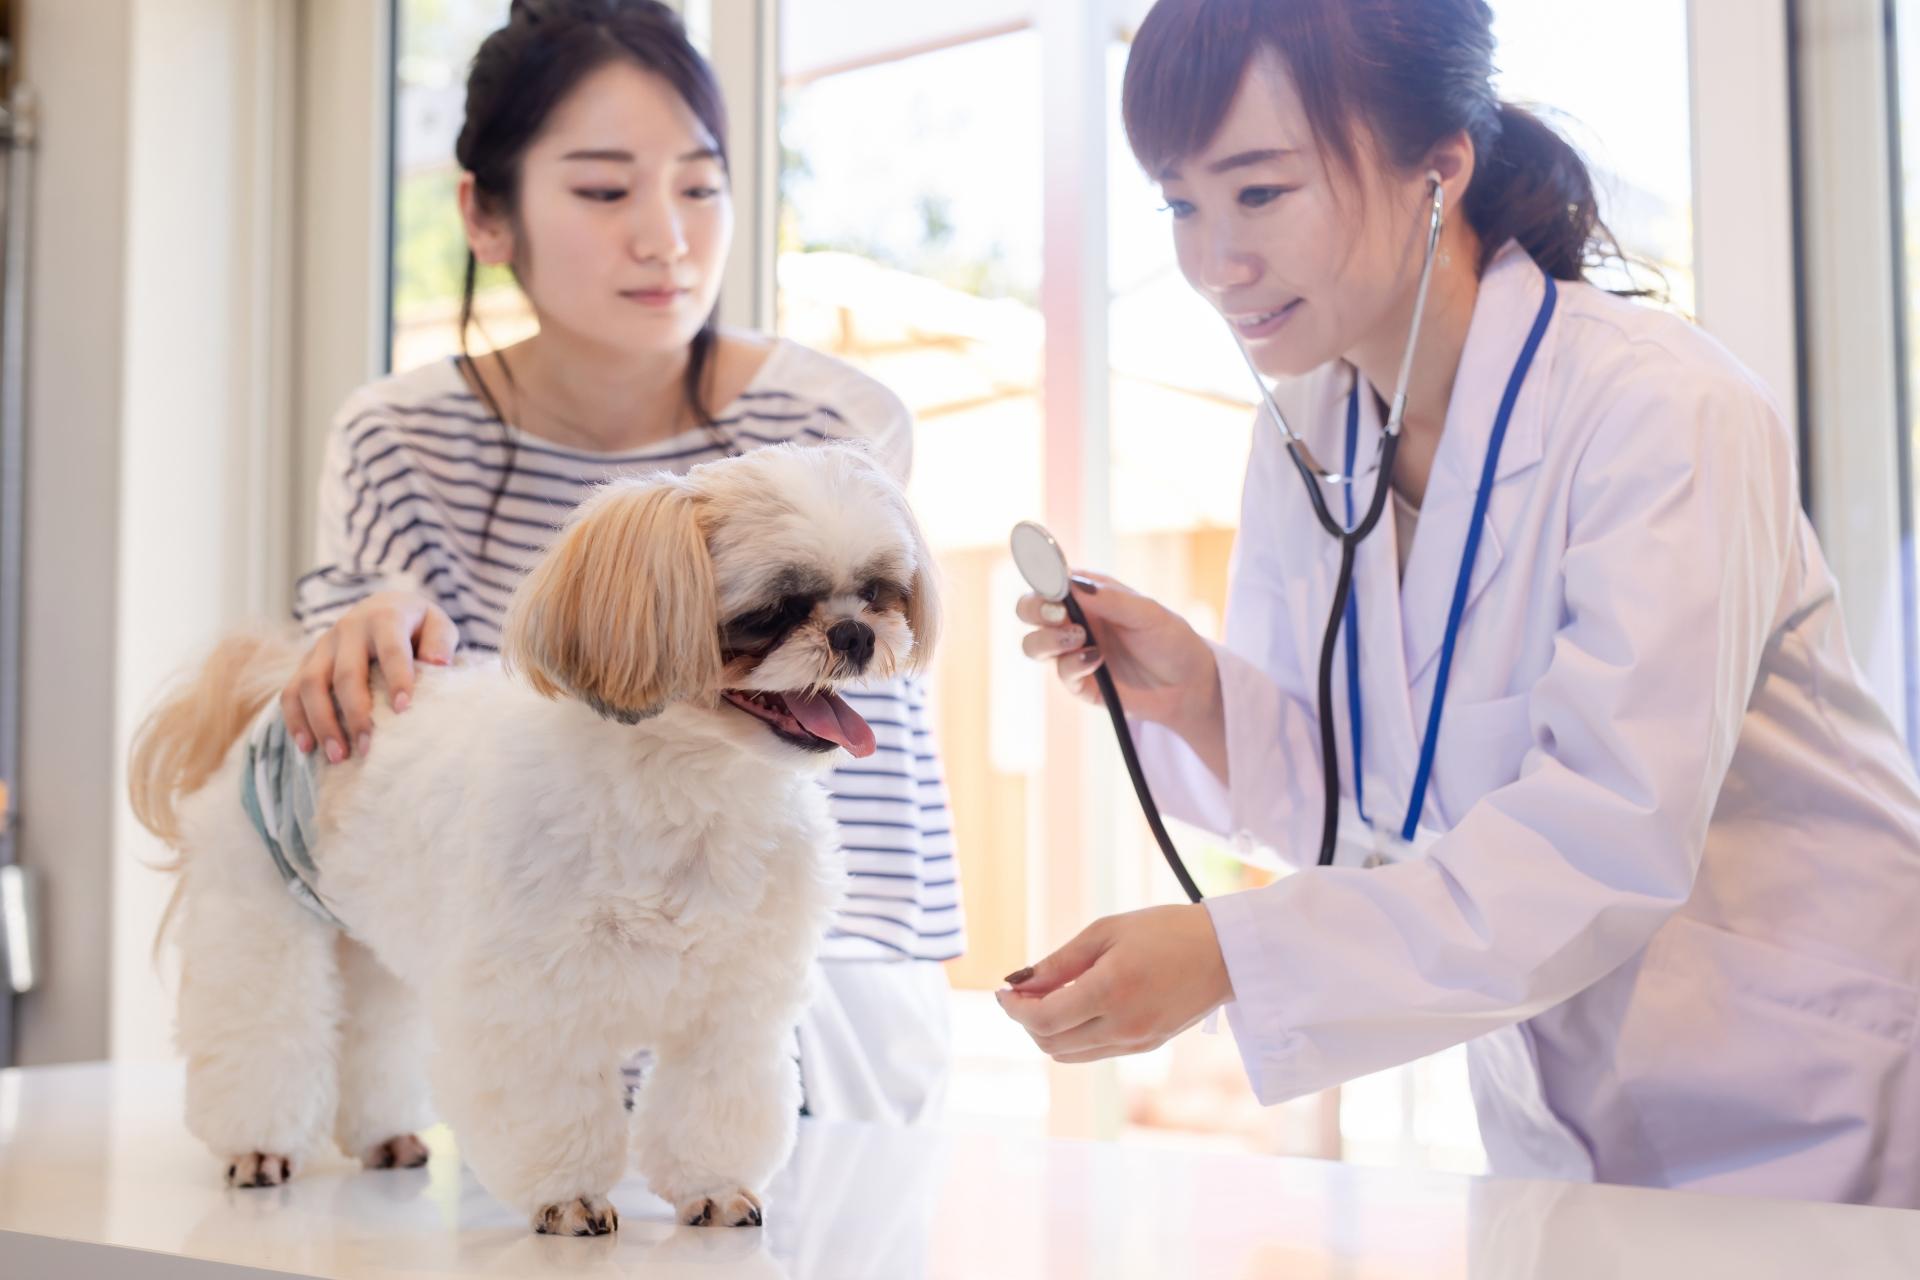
top-left (454, 0), bottom-right (731, 550)
top-left (1120, 0), bottom-right (1644, 288)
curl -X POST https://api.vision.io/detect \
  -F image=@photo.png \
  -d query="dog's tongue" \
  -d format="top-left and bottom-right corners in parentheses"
top-left (786, 690), bottom-right (876, 758)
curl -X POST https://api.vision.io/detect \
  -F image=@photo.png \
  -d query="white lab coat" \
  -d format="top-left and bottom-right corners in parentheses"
top-left (1135, 241), bottom-right (1920, 1206)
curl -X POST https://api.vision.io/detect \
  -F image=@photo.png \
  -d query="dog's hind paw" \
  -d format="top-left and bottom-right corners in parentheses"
top-left (363, 1133), bottom-right (430, 1170)
top-left (226, 1152), bottom-right (294, 1188)
top-left (533, 1195), bottom-right (619, 1236)
top-left (679, 1188), bottom-right (763, 1228)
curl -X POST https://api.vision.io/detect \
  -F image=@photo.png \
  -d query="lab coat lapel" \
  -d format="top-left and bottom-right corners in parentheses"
top-left (1401, 244), bottom-right (1553, 687)
top-left (1325, 376), bottom-right (1424, 814)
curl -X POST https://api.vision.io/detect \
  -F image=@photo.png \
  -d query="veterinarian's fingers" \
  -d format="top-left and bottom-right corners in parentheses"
top-left (1014, 573), bottom-right (1105, 628)
top-left (1071, 670), bottom-right (1106, 707)
top-left (1033, 1013), bottom-right (1122, 1057)
top-left (1014, 592), bottom-right (1067, 627)
top-left (371, 614), bottom-right (416, 714)
top-left (298, 639), bottom-right (346, 763)
top-left (1069, 581), bottom-right (1170, 645)
top-left (1056, 647), bottom-right (1105, 697)
top-left (1002, 919), bottom-right (1112, 997)
top-left (416, 603), bottom-right (461, 667)
top-left (1022, 624), bottom-right (1086, 660)
top-left (999, 970), bottom-right (1108, 1039)
top-left (332, 623), bottom-right (376, 758)
top-left (1054, 1045), bottom-right (1128, 1064)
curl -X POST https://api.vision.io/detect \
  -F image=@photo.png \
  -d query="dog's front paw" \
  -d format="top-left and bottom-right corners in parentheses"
top-left (533, 1195), bottom-right (619, 1236)
top-left (226, 1152), bottom-right (294, 1188)
top-left (679, 1188), bottom-right (763, 1228)
top-left (363, 1133), bottom-right (431, 1170)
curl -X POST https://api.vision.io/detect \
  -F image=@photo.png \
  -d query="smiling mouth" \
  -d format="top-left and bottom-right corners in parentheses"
top-left (720, 688), bottom-right (877, 758)
top-left (1231, 299), bottom-right (1301, 332)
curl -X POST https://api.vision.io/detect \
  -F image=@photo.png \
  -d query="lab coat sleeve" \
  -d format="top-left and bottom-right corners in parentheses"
top-left (1129, 406), bottom-right (1330, 867)
top-left (1205, 370), bottom-right (1795, 1104)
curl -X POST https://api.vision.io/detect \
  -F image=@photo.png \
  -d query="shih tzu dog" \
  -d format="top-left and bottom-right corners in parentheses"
top-left (128, 443), bottom-right (939, 1235)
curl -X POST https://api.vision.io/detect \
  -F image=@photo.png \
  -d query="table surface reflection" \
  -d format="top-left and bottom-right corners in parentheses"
top-left (0, 1062), bottom-right (1916, 1278)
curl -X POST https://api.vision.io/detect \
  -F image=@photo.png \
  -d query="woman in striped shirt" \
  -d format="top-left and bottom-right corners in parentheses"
top-left (279, 0), bottom-right (961, 1123)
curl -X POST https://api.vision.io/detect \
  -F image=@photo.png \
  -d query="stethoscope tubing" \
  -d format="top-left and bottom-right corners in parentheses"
top-left (1066, 176), bottom-right (1446, 898)
top-left (1063, 589), bottom-right (1209, 904)
top-left (1296, 428), bottom-right (1403, 866)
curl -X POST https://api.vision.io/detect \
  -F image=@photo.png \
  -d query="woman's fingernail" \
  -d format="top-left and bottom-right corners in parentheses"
top-left (355, 733), bottom-right (371, 758)
top-left (325, 740), bottom-right (345, 764)
top-left (1040, 602), bottom-right (1067, 625)
top-left (1063, 627), bottom-right (1085, 647)
top-left (393, 691), bottom-right (411, 713)
top-left (294, 732), bottom-right (313, 754)
top-left (1004, 966), bottom-right (1035, 986)
top-left (1070, 574), bottom-right (1100, 594)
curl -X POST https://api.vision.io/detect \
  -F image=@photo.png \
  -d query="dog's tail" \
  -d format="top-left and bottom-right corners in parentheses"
top-left (128, 628), bottom-right (300, 854)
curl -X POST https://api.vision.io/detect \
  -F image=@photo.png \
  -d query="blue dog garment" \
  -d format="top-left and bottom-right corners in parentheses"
top-left (238, 710), bottom-right (348, 931)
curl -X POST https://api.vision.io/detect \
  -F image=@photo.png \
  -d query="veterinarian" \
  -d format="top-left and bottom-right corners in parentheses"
top-left (281, 0), bottom-right (959, 1124)
top-left (1003, 0), bottom-right (1920, 1207)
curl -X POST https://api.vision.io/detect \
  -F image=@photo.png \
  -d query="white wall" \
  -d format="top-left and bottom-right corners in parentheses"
top-left (109, 0), bottom-right (302, 1064)
top-left (14, 0), bottom-right (133, 1066)
top-left (292, 0), bottom-right (388, 565)
top-left (5, 0), bottom-right (311, 1066)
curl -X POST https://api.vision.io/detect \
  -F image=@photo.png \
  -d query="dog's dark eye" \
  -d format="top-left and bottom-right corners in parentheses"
top-left (731, 594), bottom-right (815, 639)
top-left (858, 580), bottom-right (905, 609)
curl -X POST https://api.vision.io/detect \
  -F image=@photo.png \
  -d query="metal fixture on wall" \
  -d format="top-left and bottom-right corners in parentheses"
top-left (0, 0), bottom-right (42, 1064)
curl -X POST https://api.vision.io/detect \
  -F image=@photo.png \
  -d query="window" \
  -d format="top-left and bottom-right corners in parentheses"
top-left (388, 0), bottom-right (1699, 1164)
top-left (775, 2), bottom-right (1051, 1126)
top-left (389, 0), bottom-right (523, 372)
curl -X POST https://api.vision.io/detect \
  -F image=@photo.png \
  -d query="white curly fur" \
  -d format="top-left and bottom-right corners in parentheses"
top-left (133, 445), bottom-right (938, 1232)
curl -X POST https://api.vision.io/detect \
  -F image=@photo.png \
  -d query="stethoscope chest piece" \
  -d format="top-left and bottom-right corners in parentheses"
top-left (1010, 521), bottom-right (1073, 605)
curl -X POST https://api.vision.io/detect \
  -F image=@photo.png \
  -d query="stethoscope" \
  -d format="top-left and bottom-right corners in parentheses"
top-left (1012, 172), bottom-right (1559, 898)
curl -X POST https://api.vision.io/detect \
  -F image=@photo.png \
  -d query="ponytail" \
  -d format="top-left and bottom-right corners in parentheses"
top-left (1465, 103), bottom-right (1659, 296)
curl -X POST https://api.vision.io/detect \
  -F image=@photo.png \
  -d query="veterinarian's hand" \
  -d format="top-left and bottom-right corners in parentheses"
top-left (281, 591), bottom-right (460, 763)
top-left (1015, 573), bottom-right (1227, 778)
top-left (995, 904), bottom-right (1234, 1063)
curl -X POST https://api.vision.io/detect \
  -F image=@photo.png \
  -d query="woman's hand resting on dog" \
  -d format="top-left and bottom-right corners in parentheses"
top-left (281, 590), bottom-right (461, 763)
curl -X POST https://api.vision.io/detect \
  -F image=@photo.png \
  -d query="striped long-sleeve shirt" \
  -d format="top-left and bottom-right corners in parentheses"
top-left (293, 340), bottom-right (964, 962)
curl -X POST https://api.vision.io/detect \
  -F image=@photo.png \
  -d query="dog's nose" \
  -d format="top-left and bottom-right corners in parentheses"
top-left (827, 619), bottom-right (875, 667)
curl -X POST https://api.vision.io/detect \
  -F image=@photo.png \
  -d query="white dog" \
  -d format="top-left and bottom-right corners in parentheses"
top-left (128, 444), bottom-right (939, 1235)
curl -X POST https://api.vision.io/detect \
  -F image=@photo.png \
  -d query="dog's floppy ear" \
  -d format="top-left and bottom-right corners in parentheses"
top-left (503, 478), bottom-right (720, 722)
top-left (894, 486), bottom-right (942, 676)
top-left (829, 442), bottom-right (941, 676)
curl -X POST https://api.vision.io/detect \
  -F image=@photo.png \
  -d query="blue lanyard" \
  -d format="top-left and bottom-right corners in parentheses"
top-left (1343, 275), bottom-right (1558, 844)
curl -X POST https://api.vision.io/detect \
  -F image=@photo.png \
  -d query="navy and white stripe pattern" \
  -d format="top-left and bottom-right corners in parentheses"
top-left (294, 341), bottom-right (963, 962)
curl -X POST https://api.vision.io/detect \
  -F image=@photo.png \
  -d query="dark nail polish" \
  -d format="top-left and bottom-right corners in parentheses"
top-left (1004, 966), bottom-right (1035, 986)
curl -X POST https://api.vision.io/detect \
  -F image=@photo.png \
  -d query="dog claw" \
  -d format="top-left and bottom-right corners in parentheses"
top-left (226, 1152), bottom-right (293, 1188)
top-left (364, 1133), bottom-right (430, 1170)
top-left (533, 1195), bottom-right (619, 1236)
top-left (679, 1188), bottom-right (763, 1228)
